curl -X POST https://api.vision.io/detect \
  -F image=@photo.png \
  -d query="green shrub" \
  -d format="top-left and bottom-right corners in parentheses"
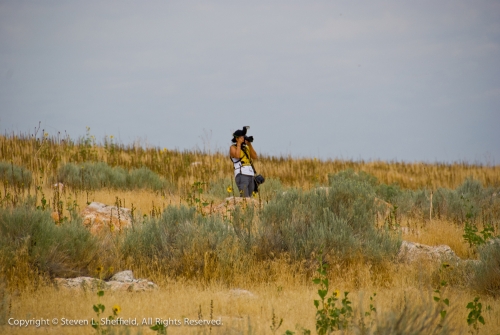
top-left (376, 183), bottom-right (403, 204)
top-left (56, 162), bottom-right (81, 187)
top-left (379, 177), bottom-right (500, 226)
top-left (409, 189), bottom-right (432, 219)
top-left (256, 177), bottom-right (284, 202)
top-left (471, 240), bottom-right (500, 296)
top-left (122, 205), bottom-right (232, 277)
top-left (373, 303), bottom-right (454, 335)
top-left (258, 170), bottom-right (401, 263)
top-left (0, 161), bottom-right (32, 188)
top-left (386, 189), bottom-right (415, 216)
top-left (432, 178), bottom-right (485, 223)
top-left (121, 206), bottom-right (200, 260)
top-left (0, 205), bottom-right (55, 266)
top-left (456, 178), bottom-right (484, 200)
top-left (128, 167), bottom-right (167, 191)
top-left (453, 178), bottom-right (500, 225)
top-left (57, 162), bottom-right (127, 189)
top-left (0, 205), bottom-right (98, 278)
top-left (57, 162), bottom-right (171, 191)
top-left (431, 188), bottom-right (463, 222)
top-left (356, 174), bottom-right (500, 227)
top-left (48, 220), bottom-right (100, 277)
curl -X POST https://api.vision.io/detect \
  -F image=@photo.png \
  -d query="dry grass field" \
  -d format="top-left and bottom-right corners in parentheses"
top-left (4, 280), bottom-right (500, 335)
top-left (1, 132), bottom-right (499, 334)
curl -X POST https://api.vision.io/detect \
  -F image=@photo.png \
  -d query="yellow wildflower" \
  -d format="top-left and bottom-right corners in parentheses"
top-left (112, 305), bottom-right (121, 315)
top-left (226, 186), bottom-right (232, 193)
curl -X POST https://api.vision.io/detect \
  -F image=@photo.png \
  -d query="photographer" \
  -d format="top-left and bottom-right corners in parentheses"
top-left (230, 126), bottom-right (258, 197)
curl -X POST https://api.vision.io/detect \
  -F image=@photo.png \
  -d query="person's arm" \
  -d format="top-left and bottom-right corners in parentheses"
top-left (230, 137), bottom-right (245, 159)
top-left (247, 141), bottom-right (257, 160)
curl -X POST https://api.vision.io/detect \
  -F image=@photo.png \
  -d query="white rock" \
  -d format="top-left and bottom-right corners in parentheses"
top-left (54, 270), bottom-right (157, 292)
top-left (110, 270), bottom-right (134, 282)
top-left (81, 202), bottom-right (132, 234)
top-left (397, 240), bottom-right (461, 264)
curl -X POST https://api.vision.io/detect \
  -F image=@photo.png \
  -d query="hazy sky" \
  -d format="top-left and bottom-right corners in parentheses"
top-left (1, 1), bottom-right (499, 164)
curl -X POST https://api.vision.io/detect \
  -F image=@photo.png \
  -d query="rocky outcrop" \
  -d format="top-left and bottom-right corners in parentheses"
top-left (54, 270), bottom-right (157, 292)
top-left (81, 202), bottom-right (132, 234)
top-left (397, 240), bottom-right (461, 264)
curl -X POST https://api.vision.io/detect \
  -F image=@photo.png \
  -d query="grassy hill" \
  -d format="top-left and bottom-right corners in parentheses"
top-left (1, 131), bottom-right (499, 334)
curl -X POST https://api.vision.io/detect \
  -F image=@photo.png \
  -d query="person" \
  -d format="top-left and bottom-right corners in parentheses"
top-left (230, 127), bottom-right (258, 197)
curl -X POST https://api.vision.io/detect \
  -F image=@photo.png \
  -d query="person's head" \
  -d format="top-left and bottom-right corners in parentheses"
top-left (231, 126), bottom-right (249, 143)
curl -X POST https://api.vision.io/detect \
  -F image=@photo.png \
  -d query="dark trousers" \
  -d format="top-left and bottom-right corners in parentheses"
top-left (235, 174), bottom-right (254, 197)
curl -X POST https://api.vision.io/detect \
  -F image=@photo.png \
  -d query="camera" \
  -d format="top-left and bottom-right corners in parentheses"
top-left (240, 126), bottom-right (254, 144)
top-left (242, 126), bottom-right (254, 143)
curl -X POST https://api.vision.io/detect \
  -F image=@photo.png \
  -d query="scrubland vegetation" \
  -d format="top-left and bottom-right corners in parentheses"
top-left (0, 129), bottom-right (499, 334)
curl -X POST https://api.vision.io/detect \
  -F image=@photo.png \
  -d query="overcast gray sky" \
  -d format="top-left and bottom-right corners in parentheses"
top-left (1, 1), bottom-right (499, 164)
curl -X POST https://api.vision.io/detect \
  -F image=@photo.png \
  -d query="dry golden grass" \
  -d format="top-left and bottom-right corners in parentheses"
top-left (14, 184), bottom-right (170, 218)
top-left (46, 187), bottom-right (181, 219)
top-left (2, 133), bottom-right (500, 193)
top-left (3, 273), bottom-right (500, 335)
